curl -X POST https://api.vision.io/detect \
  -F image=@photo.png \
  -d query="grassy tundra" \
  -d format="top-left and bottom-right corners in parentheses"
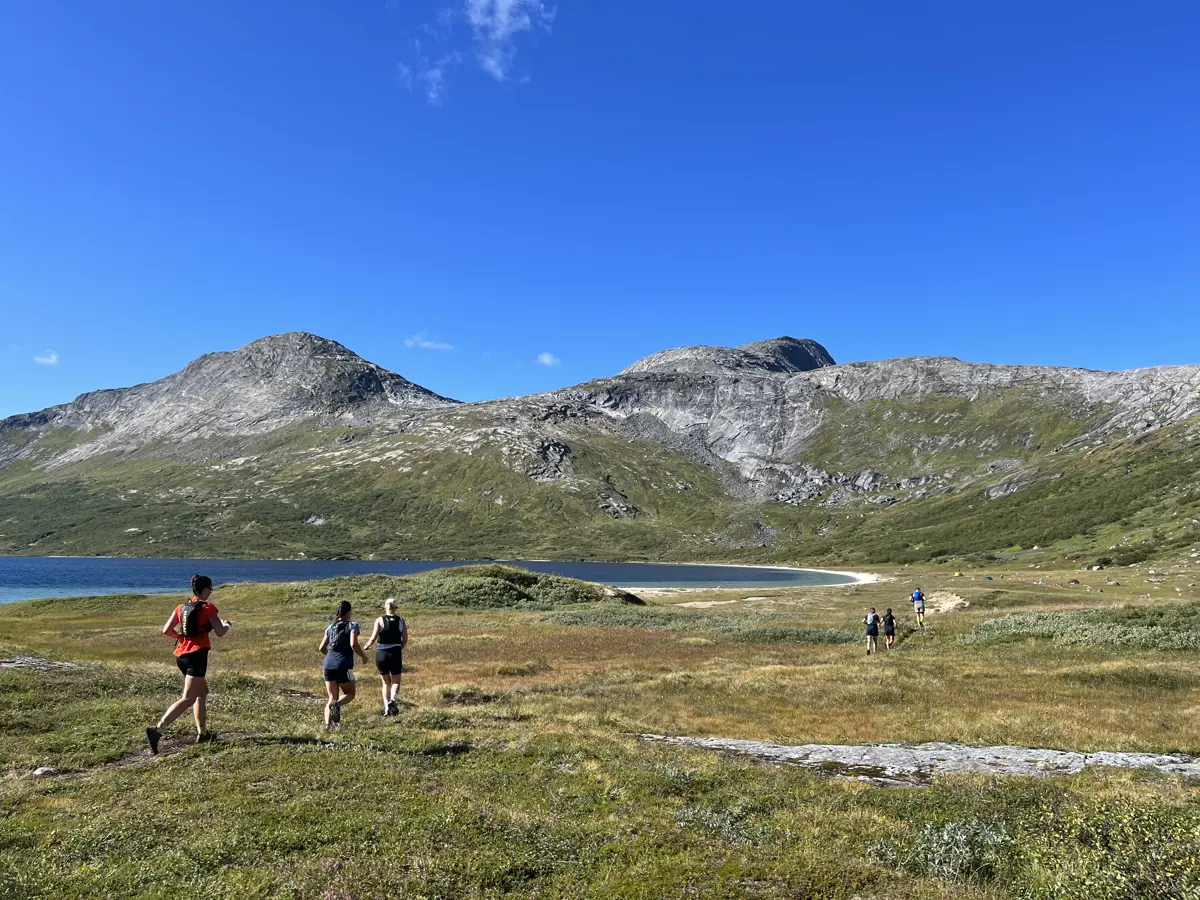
top-left (1, 564), bottom-right (1199, 899)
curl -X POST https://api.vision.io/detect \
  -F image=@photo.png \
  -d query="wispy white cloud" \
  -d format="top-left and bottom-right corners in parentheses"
top-left (422, 53), bottom-right (462, 104)
top-left (536, 351), bottom-right (560, 366)
top-left (33, 350), bottom-right (58, 366)
top-left (466, 0), bottom-right (555, 82)
top-left (397, 1), bottom-right (554, 104)
top-left (399, 41), bottom-right (464, 106)
top-left (405, 333), bottom-right (455, 351)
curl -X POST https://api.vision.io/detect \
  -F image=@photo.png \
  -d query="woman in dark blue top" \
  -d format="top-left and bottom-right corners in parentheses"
top-left (319, 600), bottom-right (368, 727)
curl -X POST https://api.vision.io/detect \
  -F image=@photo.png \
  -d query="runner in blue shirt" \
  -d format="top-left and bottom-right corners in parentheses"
top-left (911, 588), bottom-right (926, 629)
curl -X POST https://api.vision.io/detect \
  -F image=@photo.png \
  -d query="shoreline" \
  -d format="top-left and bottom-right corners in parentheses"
top-left (0, 557), bottom-right (880, 604)
top-left (621, 566), bottom-right (885, 595)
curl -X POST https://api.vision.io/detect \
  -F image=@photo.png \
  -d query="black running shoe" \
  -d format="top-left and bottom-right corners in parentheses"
top-left (387, 700), bottom-right (399, 717)
top-left (197, 731), bottom-right (216, 744)
top-left (145, 726), bottom-right (161, 755)
top-left (331, 702), bottom-right (341, 725)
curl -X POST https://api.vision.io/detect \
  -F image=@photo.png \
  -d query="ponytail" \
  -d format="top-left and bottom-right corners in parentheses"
top-left (334, 600), bottom-right (352, 621)
top-left (191, 574), bottom-right (213, 597)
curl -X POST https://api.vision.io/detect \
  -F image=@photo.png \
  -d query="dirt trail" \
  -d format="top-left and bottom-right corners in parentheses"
top-left (640, 734), bottom-right (1200, 786)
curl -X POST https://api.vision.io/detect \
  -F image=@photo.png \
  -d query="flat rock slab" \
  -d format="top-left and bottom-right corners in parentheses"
top-left (639, 735), bottom-right (1200, 784)
top-left (0, 656), bottom-right (86, 672)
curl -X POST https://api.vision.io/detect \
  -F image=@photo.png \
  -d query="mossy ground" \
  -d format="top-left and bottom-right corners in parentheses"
top-left (2, 566), bottom-right (1199, 898)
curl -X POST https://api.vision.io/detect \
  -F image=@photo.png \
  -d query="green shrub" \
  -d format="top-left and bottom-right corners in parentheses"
top-left (542, 607), bottom-right (859, 644)
top-left (964, 603), bottom-right (1200, 651)
top-left (284, 566), bottom-right (614, 611)
top-left (732, 627), bottom-right (858, 645)
top-left (1015, 799), bottom-right (1200, 899)
top-left (872, 820), bottom-right (1011, 884)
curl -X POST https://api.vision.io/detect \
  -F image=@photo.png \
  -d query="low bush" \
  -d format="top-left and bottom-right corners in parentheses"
top-left (732, 626), bottom-right (858, 645)
top-left (542, 607), bottom-right (859, 644)
top-left (870, 798), bottom-right (1200, 897)
top-left (872, 820), bottom-right (1011, 884)
top-left (964, 602), bottom-right (1200, 651)
top-left (1016, 798), bottom-right (1200, 900)
top-left (288, 566), bottom-right (621, 610)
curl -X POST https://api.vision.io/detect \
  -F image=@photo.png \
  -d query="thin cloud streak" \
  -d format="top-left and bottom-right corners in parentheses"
top-left (536, 351), bottom-right (560, 366)
top-left (405, 333), bottom-right (455, 351)
top-left (33, 350), bottom-right (58, 365)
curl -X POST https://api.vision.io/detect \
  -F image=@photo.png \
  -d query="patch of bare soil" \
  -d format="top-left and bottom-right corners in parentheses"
top-left (926, 591), bottom-right (968, 613)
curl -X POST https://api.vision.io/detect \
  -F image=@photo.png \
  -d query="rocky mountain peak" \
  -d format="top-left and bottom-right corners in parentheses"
top-left (619, 336), bottom-right (836, 377)
top-left (733, 337), bottom-right (837, 372)
top-left (1, 332), bottom-right (458, 464)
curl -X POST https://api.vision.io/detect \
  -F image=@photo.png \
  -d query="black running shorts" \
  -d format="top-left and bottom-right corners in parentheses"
top-left (176, 648), bottom-right (210, 678)
top-left (323, 667), bottom-right (352, 684)
top-left (376, 647), bottom-right (403, 676)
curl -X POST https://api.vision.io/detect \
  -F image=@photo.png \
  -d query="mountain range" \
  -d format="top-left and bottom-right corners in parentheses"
top-left (3, 332), bottom-right (1198, 565)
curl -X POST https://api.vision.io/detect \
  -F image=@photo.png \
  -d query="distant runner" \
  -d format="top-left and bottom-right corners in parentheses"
top-left (863, 607), bottom-right (880, 655)
top-left (320, 601), bottom-right (368, 727)
top-left (882, 607), bottom-right (897, 650)
top-left (361, 598), bottom-right (408, 717)
top-left (911, 588), bottom-right (926, 629)
top-left (146, 574), bottom-right (231, 754)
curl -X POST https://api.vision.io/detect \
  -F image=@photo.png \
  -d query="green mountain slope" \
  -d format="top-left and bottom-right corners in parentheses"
top-left (2, 334), bottom-right (1198, 563)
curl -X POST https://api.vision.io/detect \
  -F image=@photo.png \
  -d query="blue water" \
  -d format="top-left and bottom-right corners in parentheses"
top-left (0, 557), bottom-right (854, 604)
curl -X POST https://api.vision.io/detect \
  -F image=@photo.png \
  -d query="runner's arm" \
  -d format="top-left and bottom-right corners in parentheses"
top-left (361, 618), bottom-right (381, 652)
top-left (350, 629), bottom-right (368, 664)
top-left (162, 609), bottom-right (181, 640)
top-left (318, 632), bottom-right (329, 654)
top-left (209, 611), bottom-right (231, 637)
top-left (400, 619), bottom-right (408, 651)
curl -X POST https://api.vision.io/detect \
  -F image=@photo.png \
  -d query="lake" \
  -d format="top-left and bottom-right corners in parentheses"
top-left (0, 557), bottom-right (856, 604)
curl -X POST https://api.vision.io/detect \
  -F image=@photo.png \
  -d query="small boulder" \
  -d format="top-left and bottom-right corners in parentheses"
top-left (33, 766), bottom-right (59, 778)
top-left (602, 585), bottom-right (646, 606)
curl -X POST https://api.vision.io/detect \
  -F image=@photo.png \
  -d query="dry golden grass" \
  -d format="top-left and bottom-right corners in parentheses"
top-left (3, 565), bottom-right (1200, 898)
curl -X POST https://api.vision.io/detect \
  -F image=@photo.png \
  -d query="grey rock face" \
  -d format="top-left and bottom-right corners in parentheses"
top-left (986, 470), bottom-right (1038, 499)
top-left (524, 440), bottom-right (574, 482)
top-left (567, 353), bottom-right (1200, 502)
top-left (620, 337), bottom-right (835, 376)
top-left (0, 333), bottom-right (458, 465)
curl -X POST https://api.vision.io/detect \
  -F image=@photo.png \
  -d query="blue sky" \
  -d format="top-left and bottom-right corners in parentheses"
top-left (1, 1), bottom-right (1197, 417)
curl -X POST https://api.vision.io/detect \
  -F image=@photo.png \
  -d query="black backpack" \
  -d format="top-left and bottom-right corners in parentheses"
top-left (379, 615), bottom-right (403, 644)
top-left (179, 599), bottom-right (209, 638)
top-left (327, 620), bottom-right (352, 655)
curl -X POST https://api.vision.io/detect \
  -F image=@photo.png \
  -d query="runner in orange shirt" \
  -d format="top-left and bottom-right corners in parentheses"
top-left (145, 574), bottom-right (231, 753)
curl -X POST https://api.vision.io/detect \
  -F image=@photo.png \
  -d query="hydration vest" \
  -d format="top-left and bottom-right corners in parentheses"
top-left (179, 599), bottom-right (209, 638)
top-left (379, 615), bottom-right (403, 644)
top-left (327, 620), bottom-right (352, 656)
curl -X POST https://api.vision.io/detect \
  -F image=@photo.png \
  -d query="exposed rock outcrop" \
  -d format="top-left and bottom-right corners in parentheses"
top-left (0, 333), bottom-right (457, 466)
top-left (620, 337), bottom-right (835, 376)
